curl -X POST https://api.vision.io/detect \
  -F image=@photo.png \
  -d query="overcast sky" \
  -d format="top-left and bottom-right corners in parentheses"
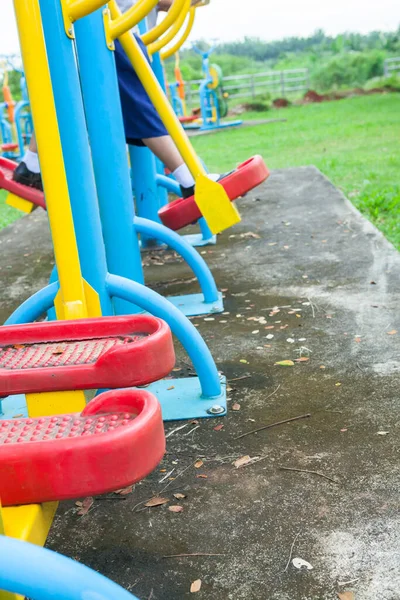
top-left (1, 0), bottom-right (400, 55)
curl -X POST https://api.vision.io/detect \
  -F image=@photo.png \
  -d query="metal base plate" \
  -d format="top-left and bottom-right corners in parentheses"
top-left (0, 376), bottom-right (227, 423)
top-left (181, 232), bottom-right (217, 247)
top-left (144, 375), bottom-right (227, 421)
top-left (166, 292), bottom-right (223, 316)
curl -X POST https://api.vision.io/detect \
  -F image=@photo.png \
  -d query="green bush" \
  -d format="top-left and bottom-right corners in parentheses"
top-left (312, 50), bottom-right (386, 90)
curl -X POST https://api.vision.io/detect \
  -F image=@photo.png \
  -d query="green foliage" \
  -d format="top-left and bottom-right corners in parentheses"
top-left (312, 50), bottom-right (386, 90)
top-left (0, 70), bottom-right (22, 102)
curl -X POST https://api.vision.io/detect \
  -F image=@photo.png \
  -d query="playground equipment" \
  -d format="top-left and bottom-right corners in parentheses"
top-left (0, 55), bottom-right (33, 159)
top-left (177, 42), bottom-right (242, 132)
top-left (0, 537), bottom-right (140, 600)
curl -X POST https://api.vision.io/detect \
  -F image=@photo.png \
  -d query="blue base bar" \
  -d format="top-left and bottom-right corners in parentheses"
top-left (0, 394), bottom-right (28, 419)
top-left (200, 120), bottom-right (243, 132)
top-left (145, 375), bottom-right (227, 421)
top-left (166, 292), bottom-right (223, 316)
top-left (181, 232), bottom-right (217, 247)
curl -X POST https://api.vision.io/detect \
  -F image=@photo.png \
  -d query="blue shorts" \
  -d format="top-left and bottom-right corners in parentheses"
top-left (114, 36), bottom-right (168, 146)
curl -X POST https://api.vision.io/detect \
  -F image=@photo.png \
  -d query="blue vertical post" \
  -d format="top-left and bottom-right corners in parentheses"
top-left (39, 0), bottom-right (113, 316)
top-left (74, 9), bottom-right (145, 314)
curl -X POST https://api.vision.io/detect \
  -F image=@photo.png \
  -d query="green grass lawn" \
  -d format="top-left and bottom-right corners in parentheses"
top-left (1, 93), bottom-right (399, 249)
top-left (192, 93), bottom-right (400, 249)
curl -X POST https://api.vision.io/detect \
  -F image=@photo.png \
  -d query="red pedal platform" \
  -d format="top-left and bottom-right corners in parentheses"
top-left (158, 155), bottom-right (269, 231)
top-left (0, 157), bottom-right (46, 209)
top-left (179, 115), bottom-right (199, 123)
top-left (0, 388), bottom-right (165, 505)
top-left (0, 315), bottom-right (175, 396)
top-left (1, 143), bottom-right (19, 152)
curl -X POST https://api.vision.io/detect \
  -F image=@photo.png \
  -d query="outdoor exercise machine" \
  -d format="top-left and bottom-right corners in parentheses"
top-left (181, 43), bottom-right (242, 131)
top-left (0, 0), bottom-right (180, 596)
top-left (0, 56), bottom-right (32, 160)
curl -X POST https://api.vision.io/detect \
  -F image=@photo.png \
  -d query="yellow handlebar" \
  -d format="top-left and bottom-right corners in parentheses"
top-left (147, 0), bottom-right (190, 56)
top-left (141, 0), bottom-right (186, 46)
top-left (160, 7), bottom-right (195, 61)
top-left (66, 0), bottom-right (158, 36)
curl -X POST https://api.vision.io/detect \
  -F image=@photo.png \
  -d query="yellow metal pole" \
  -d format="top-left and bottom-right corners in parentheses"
top-left (148, 0), bottom-right (190, 55)
top-left (108, 0), bottom-right (159, 41)
top-left (141, 0), bottom-right (186, 46)
top-left (161, 7), bottom-right (195, 61)
top-left (108, 0), bottom-right (240, 234)
top-left (67, 0), bottom-right (105, 22)
top-left (13, 0), bottom-right (87, 321)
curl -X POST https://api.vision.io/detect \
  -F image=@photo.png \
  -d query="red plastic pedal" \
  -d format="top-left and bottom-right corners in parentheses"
top-left (0, 388), bottom-right (165, 505)
top-left (0, 157), bottom-right (46, 209)
top-left (1, 143), bottom-right (19, 152)
top-left (158, 155), bottom-right (269, 231)
top-left (0, 315), bottom-right (175, 396)
top-left (179, 115), bottom-right (199, 123)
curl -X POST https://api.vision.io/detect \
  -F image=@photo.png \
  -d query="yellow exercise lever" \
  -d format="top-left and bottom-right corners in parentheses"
top-left (107, 0), bottom-right (241, 235)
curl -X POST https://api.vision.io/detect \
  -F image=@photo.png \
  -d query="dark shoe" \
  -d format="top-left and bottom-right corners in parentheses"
top-left (179, 172), bottom-right (235, 199)
top-left (12, 161), bottom-right (43, 191)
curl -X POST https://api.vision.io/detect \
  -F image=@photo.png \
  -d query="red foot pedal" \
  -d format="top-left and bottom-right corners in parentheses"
top-left (0, 157), bottom-right (46, 209)
top-left (179, 115), bottom-right (199, 123)
top-left (0, 388), bottom-right (165, 505)
top-left (1, 143), bottom-right (19, 152)
top-left (158, 155), bottom-right (269, 231)
top-left (0, 315), bottom-right (175, 396)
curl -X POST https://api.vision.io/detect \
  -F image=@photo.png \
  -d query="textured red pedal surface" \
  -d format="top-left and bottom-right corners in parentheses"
top-left (179, 115), bottom-right (199, 123)
top-left (0, 315), bottom-right (175, 396)
top-left (0, 388), bottom-right (165, 505)
top-left (0, 156), bottom-right (46, 209)
top-left (158, 155), bottom-right (269, 231)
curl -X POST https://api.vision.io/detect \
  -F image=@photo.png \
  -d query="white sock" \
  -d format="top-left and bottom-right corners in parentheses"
top-left (173, 163), bottom-right (195, 188)
top-left (23, 149), bottom-right (41, 174)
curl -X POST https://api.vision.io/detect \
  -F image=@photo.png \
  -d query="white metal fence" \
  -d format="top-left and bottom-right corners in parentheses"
top-left (186, 68), bottom-right (310, 107)
top-left (384, 57), bottom-right (400, 77)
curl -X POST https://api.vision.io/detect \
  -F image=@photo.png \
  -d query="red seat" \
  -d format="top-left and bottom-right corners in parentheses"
top-left (158, 155), bottom-right (269, 231)
top-left (0, 157), bottom-right (46, 209)
top-left (0, 388), bottom-right (165, 505)
top-left (0, 315), bottom-right (175, 396)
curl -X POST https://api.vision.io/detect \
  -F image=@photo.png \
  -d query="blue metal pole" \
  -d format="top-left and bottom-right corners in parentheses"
top-left (134, 216), bottom-right (219, 303)
top-left (106, 274), bottom-right (222, 398)
top-left (74, 10), bottom-right (145, 315)
top-left (39, 0), bottom-right (113, 316)
top-left (0, 537), bottom-right (139, 600)
top-left (129, 144), bottom-right (163, 248)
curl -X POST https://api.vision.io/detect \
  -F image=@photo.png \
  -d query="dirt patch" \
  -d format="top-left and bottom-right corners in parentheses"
top-left (272, 98), bottom-right (290, 108)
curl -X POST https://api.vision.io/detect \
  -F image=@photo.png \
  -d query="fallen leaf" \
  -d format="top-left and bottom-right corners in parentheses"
top-left (144, 497), bottom-right (169, 508)
top-left (241, 231), bottom-right (260, 239)
top-left (377, 431), bottom-right (389, 436)
top-left (265, 325), bottom-right (275, 330)
top-left (233, 455), bottom-right (252, 468)
top-left (252, 330), bottom-right (260, 334)
top-left (190, 579), bottom-right (202, 593)
top-left (338, 593), bottom-right (355, 600)
top-left (294, 357), bottom-right (310, 363)
top-left (274, 360), bottom-right (294, 367)
top-left (320, 365), bottom-right (326, 369)
top-left (115, 485), bottom-right (134, 495)
top-left (167, 386), bottom-right (175, 391)
top-left (213, 424), bottom-right (224, 431)
top-left (196, 474), bottom-right (208, 479)
top-left (232, 403), bottom-right (241, 411)
top-left (286, 338), bottom-right (295, 344)
top-left (13, 344), bottom-right (25, 349)
top-left (194, 460), bottom-right (204, 469)
top-left (239, 359), bottom-right (249, 364)
top-left (335, 382), bottom-right (342, 387)
top-left (76, 497), bottom-right (93, 516)
top-left (292, 557), bottom-right (313, 570)
top-left (168, 505), bottom-right (184, 513)
top-left (173, 493), bottom-right (187, 499)
top-left (340, 428), bottom-right (348, 432)
top-left (387, 330), bottom-right (397, 335)
top-left (52, 345), bottom-right (65, 355)
top-left (355, 337), bottom-right (361, 343)
top-left (266, 334), bottom-right (274, 340)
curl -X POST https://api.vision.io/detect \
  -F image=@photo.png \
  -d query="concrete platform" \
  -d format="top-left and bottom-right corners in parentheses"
top-left (1, 167), bottom-right (399, 600)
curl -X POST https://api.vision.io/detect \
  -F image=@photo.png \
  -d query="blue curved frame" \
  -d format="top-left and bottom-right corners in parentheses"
top-left (0, 536), bottom-right (139, 600)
